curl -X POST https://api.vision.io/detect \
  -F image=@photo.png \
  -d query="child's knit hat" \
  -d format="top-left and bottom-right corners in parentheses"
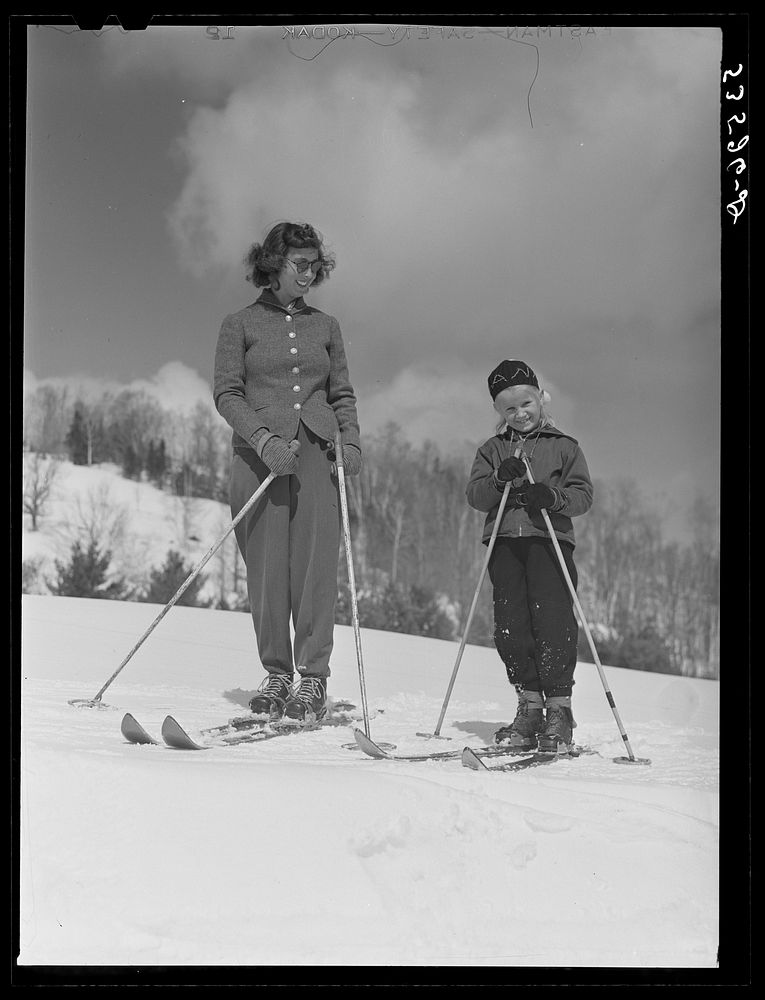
top-left (488, 360), bottom-right (539, 399)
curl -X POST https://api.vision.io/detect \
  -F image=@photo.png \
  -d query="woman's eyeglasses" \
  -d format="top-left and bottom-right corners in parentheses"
top-left (285, 257), bottom-right (323, 275)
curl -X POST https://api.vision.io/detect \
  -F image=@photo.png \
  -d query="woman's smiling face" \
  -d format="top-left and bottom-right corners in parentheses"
top-left (493, 384), bottom-right (543, 433)
top-left (272, 248), bottom-right (321, 304)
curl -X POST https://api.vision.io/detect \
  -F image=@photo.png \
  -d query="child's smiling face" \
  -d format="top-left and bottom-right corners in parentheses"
top-left (493, 385), bottom-right (543, 433)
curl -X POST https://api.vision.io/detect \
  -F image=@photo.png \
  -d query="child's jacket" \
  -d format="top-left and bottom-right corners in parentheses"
top-left (466, 425), bottom-right (593, 547)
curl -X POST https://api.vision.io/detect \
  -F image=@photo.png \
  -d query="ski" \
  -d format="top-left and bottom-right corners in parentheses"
top-left (161, 715), bottom-right (208, 749)
top-left (160, 713), bottom-right (355, 750)
top-left (121, 712), bottom-right (160, 745)
top-left (351, 727), bottom-right (584, 763)
top-left (199, 699), bottom-right (357, 738)
top-left (461, 744), bottom-right (594, 772)
top-left (121, 711), bottom-right (268, 747)
top-left (121, 701), bottom-right (360, 751)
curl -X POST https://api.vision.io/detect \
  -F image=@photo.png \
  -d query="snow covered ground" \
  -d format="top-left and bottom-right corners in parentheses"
top-left (19, 592), bottom-right (723, 972)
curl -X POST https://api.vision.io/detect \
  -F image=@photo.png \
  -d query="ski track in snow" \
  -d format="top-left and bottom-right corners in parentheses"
top-left (19, 595), bottom-right (720, 968)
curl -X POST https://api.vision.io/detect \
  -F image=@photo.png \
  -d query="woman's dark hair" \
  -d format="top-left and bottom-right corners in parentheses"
top-left (245, 221), bottom-right (336, 288)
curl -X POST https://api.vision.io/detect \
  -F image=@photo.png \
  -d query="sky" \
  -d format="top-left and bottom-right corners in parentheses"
top-left (19, 17), bottom-right (734, 541)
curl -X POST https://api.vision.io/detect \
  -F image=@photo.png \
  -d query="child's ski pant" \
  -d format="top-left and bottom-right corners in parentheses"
top-left (488, 536), bottom-right (578, 697)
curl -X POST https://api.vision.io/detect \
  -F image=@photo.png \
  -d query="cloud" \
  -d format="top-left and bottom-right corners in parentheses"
top-left (128, 361), bottom-right (217, 415)
top-left (166, 65), bottom-right (426, 278)
top-left (164, 29), bottom-right (721, 366)
top-left (24, 361), bottom-right (220, 419)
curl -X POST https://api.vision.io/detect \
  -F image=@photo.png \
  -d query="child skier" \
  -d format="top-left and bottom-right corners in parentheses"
top-left (466, 360), bottom-right (594, 752)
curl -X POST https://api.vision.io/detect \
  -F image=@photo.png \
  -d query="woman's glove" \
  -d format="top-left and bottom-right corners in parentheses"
top-left (260, 436), bottom-right (300, 476)
top-left (341, 445), bottom-right (363, 476)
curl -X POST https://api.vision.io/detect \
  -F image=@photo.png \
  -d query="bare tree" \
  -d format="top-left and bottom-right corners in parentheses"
top-left (80, 395), bottom-right (112, 465)
top-left (45, 482), bottom-right (135, 597)
top-left (24, 384), bottom-right (71, 456)
top-left (363, 424), bottom-right (417, 585)
top-left (106, 389), bottom-right (166, 470)
top-left (345, 471), bottom-right (370, 587)
top-left (56, 482), bottom-right (130, 554)
top-left (210, 515), bottom-right (249, 609)
top-left (166, 492), bottom-right (199, 551)
top-left (574, 480), bottom-right (720, 677)
top-left (167, 401), bottom-right (230, 500)
top-left (23, 453), bottom-right (60, 531)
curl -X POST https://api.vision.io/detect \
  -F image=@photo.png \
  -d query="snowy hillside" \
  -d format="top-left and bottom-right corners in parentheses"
top-left (19, 592), bottom-right (721, 970)
top-left (22, 457), bottom-right (244, 606)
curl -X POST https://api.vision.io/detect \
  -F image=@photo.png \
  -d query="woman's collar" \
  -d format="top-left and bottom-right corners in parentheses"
top-left (257, 287), bottom-right (307, 312)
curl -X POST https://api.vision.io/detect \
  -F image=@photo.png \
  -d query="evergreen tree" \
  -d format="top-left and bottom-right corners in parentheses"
top-left (336, 580), bottom-right (455, 639)
top-left (88, 413), bottom-right (107, 464)
top-left (146, 438), bottom-right (168, 487)
top-left (617, 621), bottom-right (676, 674)
top-left (48, 540), bottom-right (128, 599)
top-left (174, 462), bottom-right (194, 497)
top-left (407, 585), bottom-right (455, 640)
top-left (141, 549), bottom-right (208, 607)
top-left (146, 438), bottom-right (167, 487)
top-left (65, 406), bottom-right (89, 465)
top-left (122, 443), bottom-right (141, 480)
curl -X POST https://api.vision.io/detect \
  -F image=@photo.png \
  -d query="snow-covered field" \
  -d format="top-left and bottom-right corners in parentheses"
top-left (19, 593), bottom-right (721, 971)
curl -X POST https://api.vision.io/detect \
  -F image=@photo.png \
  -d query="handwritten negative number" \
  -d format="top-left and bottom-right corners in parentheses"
top-left (723, 64), bottom-right (748, 223)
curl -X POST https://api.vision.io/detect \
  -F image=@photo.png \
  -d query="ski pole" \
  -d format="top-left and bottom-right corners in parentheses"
top-left (335, 432), bottom-right (371, 737)
top-left (69, 442), bottom-right (298, 708)
top-left (519, 454), bottom-right (650, 765)
top-left (425, 468), bottom-right (516, 739)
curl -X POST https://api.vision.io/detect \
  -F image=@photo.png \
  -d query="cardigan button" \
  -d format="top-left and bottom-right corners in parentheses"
top-left (292, 385), bottom-right (301, 392)
top-left (288, 332), bottom-right (296, 339)
top-left (290, 347), bottom-right (298, 354)
top-left (294, 403), bottom-right (301, 410)
top-left (285, 315), bottom-right (292, 322)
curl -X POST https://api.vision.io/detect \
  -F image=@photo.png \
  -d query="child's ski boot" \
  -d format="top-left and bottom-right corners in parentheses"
top-left (493, 689), bottom-right (545, 751)
top-left (538, 696), bottom-right (576, 754)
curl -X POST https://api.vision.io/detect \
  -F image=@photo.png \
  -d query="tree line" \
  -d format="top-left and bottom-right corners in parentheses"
top-left (25, 382), bottom-right (230, 501)
top-left (23, 383), bottom-right (720, 678)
